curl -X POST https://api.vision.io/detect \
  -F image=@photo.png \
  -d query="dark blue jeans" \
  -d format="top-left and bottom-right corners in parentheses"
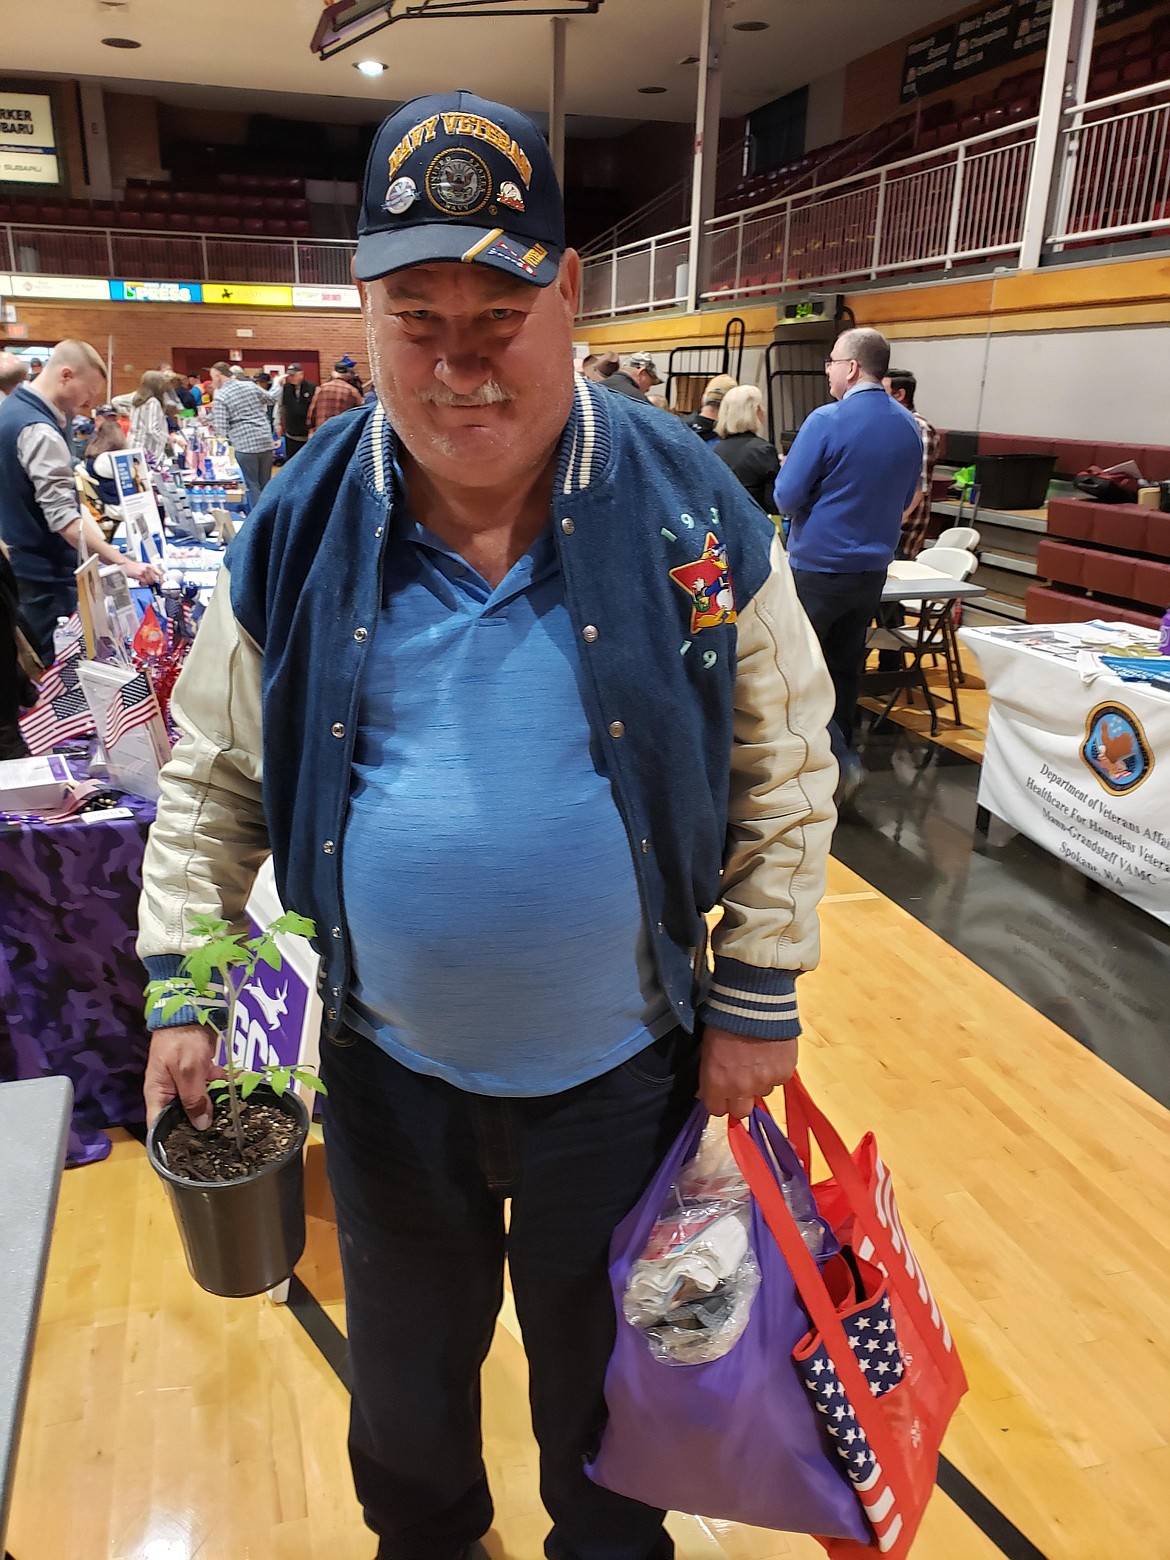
top-left (791, 567), bottom-right (887, 751)
top-left (320, 1027), bottom-right (699, 1560)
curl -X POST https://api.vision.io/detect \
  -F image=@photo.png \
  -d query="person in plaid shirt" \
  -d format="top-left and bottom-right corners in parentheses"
top-left (307, 361), bottom-right (364, 435)
top-left (884, 370), bottom-right (938, 559)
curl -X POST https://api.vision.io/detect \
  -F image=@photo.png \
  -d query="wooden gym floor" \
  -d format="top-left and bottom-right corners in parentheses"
top-left (7, 678), bottom-right (1169, 1560)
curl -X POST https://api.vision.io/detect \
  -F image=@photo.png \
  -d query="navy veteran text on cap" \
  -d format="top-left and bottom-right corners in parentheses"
top-left (355, 91), bottom-right (565, 288)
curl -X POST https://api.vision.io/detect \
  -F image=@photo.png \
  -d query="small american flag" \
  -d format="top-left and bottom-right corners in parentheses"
top-left (104, 669), bottom-right (162, 751)
top-left (18, 637), bottom-right (95, 755)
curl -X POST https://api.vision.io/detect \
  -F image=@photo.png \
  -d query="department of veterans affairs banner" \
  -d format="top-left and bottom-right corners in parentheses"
top-left (971, 636), bottom-right (1170, 926)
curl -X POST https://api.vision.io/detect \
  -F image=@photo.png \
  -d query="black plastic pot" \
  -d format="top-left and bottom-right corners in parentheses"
top-left (146, 1085), bottom-right (309, 1298)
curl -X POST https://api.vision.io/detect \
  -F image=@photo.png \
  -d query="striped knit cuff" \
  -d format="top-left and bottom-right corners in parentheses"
top-left (143, 953), bottom-right (226, 1033)
top-left (699, 956), bottom-right (801, 1040)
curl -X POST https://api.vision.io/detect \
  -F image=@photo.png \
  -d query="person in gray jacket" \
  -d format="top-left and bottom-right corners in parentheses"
top-left (138, 92), bottom-right (836, 1560)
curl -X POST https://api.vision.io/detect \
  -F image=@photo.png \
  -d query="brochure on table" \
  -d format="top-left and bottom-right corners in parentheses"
top-left (962, 622), bottom-right (1170, 925)
top-left (111, 450), bottom-right (166, 564)
top-left (76, 659), bottom-right (171, 802)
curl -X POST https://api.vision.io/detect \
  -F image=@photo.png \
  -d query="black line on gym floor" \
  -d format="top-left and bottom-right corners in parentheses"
top-left (288, 1274), bottom-right (1050, 1560)
top-left (938, 1456), bottom-right (1050, 1560)
top-left (287, 1272), bottom-right (352, 1392)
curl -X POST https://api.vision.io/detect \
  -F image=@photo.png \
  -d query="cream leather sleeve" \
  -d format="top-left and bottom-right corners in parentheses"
top-left (136, 564), bottom-right (270, 961)
top-left (702, 533), bottom-right (837, 1039)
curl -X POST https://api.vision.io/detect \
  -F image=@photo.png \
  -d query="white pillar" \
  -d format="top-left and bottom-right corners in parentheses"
top-left (1018, 0), bottom-right (1097, 271)
top-left (549, 16), bottom-right (567, 189)
top-left (78, 82), bottom-right (113, 201)
top-left (685, 0), bottom-right (726, 313)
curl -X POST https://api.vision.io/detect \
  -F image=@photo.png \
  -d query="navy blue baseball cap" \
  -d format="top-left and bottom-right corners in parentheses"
top-left (355, 90), bottom-right (564, 288)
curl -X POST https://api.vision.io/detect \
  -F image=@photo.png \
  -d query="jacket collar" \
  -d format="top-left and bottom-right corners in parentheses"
top-left (356, 373), bottom-right (613, 504)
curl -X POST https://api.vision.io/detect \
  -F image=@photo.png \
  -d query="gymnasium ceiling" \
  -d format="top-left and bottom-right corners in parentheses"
top-left (6, 0), bottom-right (964, 127)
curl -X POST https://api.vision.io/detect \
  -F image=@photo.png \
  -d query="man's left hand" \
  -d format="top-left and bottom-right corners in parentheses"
top-left (123, 558), bottom-right (163, 586)
top-left (699, 1026), bottom-right (798, 1119)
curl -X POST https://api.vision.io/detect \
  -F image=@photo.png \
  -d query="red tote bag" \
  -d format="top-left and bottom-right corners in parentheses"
top-left (728, 1076), bottom-right (967, 1558)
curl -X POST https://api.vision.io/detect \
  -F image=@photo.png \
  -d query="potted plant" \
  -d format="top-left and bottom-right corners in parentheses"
top-left (144, 911), bottom-right (326, 1298)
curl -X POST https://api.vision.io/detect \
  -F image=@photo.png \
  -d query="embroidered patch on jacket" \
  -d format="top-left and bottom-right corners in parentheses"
top-left (669, 531), bottom-right (737, 631)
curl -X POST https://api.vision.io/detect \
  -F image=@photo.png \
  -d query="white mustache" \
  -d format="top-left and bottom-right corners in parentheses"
top-left (416, 381), bottom-right (514, 407)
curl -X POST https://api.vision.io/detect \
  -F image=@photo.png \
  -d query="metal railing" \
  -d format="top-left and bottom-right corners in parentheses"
top-left (579, 227), bottom-right (690, 320)
top-left (1050, 80), bottom-right (1170, 246)
top-left (580, 144), bottom-right (743, 258)
top-left (2, 223), bottom-right (356, 288)
top-left (701, 117), bottom-right (1037, 301)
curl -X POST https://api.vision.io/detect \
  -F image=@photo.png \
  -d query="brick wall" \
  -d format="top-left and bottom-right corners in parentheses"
top-left (1, 299), bottom-right (367, 395)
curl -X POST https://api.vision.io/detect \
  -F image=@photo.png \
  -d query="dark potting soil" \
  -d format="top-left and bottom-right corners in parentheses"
top-left (161, 1098), bottom-right (299, 1182)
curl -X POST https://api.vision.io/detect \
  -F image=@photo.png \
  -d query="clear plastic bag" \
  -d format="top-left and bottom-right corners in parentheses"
top-left (623, 1118), bottom-right (827, 1365)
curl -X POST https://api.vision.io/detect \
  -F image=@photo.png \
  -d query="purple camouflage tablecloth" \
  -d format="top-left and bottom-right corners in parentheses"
top-left (0, 791), bottom-right (156, 1167)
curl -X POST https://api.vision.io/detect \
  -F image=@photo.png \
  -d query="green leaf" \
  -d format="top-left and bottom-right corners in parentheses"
top-left (270, 911), bottom-right (316, 939)
top-left (269, 1067), bottom-right (291, 1097)
top-left (158, 994), bottom-right (195, 1022)
top-left (257, 942), bottom-right (282, 970)
top-left (208, 1079), bottom-right (228, 1092)
top-left (188, 913), bottom-right (230, 939)
top-left (240, 1072), bottom-right (263, 1098)
top-left (183, 944), bottom-right (217, 992)
top-left (292, 1070), bottom-right (328, 1095)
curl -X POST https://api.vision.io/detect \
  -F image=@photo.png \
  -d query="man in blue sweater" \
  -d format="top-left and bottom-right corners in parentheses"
top-left (773, 327), bottom-right (922, 776)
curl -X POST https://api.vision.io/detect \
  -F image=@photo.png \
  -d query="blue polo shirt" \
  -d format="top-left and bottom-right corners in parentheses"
top-left (340, 511), bottom-right (672, 1095)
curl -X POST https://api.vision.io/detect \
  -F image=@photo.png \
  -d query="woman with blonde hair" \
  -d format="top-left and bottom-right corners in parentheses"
top-left (713, 384), bottom-right (781, 513)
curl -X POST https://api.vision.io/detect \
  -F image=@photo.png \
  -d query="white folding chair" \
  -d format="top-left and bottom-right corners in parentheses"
top-left (934, 525), bottom-right (981, 552)
top-left (914, 546), bottom-right (978, 580)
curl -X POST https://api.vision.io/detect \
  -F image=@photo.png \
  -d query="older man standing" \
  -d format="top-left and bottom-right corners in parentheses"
top-left (139, 91), bottom-right (835, 1560)
top-left (0, 351), bottom-right (29, 407)
top-left (0, 340), bottom-right (161, 659)
top-left (603, 350), bottom-right (661, 402)
top-left (306, 359), bottom-right (365, 434)
top-left (773, 327), bottom-right (922, 785)
top-left (208, 361), bottom-right (279, 505)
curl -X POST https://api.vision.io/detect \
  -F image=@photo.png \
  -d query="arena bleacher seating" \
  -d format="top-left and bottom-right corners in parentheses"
top-left (0, 173), bottom-right (313, 239)
top-left (717, 13), bottom-right (1170, 220)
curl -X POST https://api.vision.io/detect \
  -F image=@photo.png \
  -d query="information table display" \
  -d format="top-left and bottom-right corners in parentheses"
top-left (962, 623), bottom-right (1170, 925)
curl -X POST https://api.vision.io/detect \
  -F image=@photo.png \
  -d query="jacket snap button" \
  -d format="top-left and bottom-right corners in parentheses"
top-left (354, 627), bottom-right (368, 643)
top-left (331, 925), bottom-right (342, 939)
top-left (641, 838), bottom-right (650, 853)
top-left (323, 839), bottom-right (335, 854)
top-left (327, 1007), bottom-right (338, 1021)
top-left (561, 517), bottom-right (575, 534)
top-left (374, 526), bottom-right (384, 538)
top-left (331, 722), bottom-right (345, 738)
top-left (608, 720), bottom-right (625, 738)
top-left (582, 625), bottom-right (598, 643)
top-left (657, 922), bottom-right (665, 933)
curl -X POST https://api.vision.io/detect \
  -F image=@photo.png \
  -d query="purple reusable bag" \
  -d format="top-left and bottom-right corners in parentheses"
top-left (586, 1104), bottom-right (869, 1542)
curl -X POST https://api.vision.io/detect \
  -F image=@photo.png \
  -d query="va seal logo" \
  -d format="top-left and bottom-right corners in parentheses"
top-left (426, 149), bottom-right (490, 215)
top-left (1080, 702), bottom-right (1153, 794)
top-left (669, 531), bottom-right (736, 631)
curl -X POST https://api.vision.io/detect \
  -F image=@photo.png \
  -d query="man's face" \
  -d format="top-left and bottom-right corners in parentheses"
top-left (59, 366), bottom-right (106, 417)
top-left (882, 375), bottom-right (906, 405)
top-left (632, 367), bottom-right (654, 394)
top-left (824, 337), bottom-right (857, 402)
top-left (361, 254), bottom-right (580, 491)
top-left (289, 370), bottom-right (303, 385)
top-left (211, 370), bottom-right (226, 389)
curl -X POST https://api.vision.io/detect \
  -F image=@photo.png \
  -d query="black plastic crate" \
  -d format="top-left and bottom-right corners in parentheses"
top-left (974, 453), bottom-right (1056, 510)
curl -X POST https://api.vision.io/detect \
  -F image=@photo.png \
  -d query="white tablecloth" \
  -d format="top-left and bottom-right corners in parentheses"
top-left (962, 626), bottom-right (1170, 924)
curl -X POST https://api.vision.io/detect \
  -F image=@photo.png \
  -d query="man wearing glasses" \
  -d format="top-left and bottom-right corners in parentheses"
top-left (772, 327), bottom-right (922, 796)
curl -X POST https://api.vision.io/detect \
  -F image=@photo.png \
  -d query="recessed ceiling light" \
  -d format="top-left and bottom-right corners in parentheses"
top-left (354, 59), bottom-right (386, 76)
top-left (733, 19), bottom-right (769, 30)
top-left (101, 35), bottom-right (141, 47)
top-left (638, 86), bottom-right (667, 94)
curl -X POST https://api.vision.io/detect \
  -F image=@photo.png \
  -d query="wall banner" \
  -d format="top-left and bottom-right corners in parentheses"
top-left (0, 92), bottom-right (59, 185)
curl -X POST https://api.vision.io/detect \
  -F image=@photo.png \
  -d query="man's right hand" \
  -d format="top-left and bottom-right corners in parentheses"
top-left (144, 1024), bottom-right (225, 1129)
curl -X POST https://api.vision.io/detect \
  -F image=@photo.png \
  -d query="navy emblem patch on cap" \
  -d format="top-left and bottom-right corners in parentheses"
top-left (427, 150), bottom-right (491, 216)
top-left (355, 90), bottom-right (566, 287)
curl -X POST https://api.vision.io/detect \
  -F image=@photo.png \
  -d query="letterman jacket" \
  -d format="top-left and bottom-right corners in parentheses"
top-left (138, 375), bottom-right (837, 1043)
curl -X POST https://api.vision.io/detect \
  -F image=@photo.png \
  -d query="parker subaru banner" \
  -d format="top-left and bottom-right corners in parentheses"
top-left (0, 91), bottom-right (59, 185)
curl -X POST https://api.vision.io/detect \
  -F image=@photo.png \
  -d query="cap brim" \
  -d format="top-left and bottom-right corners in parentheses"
top-left (354, 221), bottom-right (561, 287)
